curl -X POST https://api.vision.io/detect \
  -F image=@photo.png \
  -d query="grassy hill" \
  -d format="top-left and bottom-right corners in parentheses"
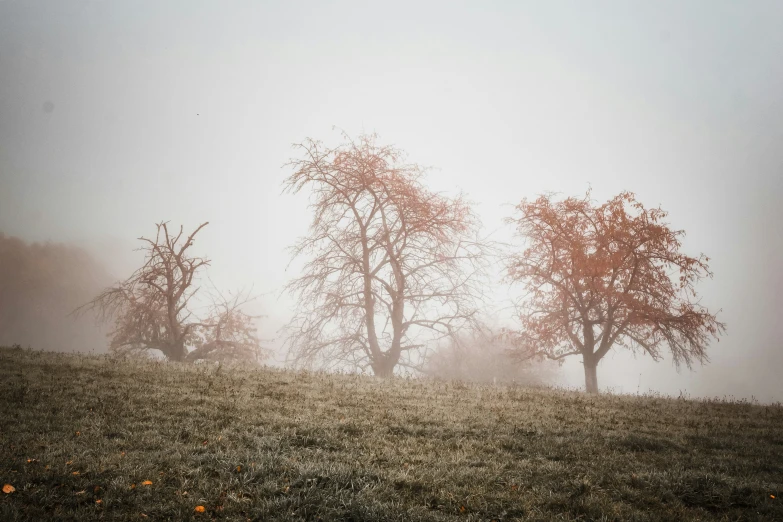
top-left (1, 346), bottom-right (781, 521)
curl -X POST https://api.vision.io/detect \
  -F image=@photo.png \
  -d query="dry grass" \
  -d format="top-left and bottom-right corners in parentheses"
top-left (1, 346), bottom-right (781, 521)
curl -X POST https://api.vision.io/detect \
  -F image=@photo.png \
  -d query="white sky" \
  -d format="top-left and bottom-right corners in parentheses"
top-left (1, 0), bottom-right (781, 401)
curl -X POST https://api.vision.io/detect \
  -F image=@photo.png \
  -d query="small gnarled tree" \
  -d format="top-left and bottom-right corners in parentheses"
top-left (504, 191), bottom-right (725, 393)
top-left (76, 222), bottom-right (265, 363)
top-left (284, 133), bottom-right (489, 377)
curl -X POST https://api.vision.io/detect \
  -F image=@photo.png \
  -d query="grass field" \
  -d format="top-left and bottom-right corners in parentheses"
top-left (1, 346), bottom-right (781, 521)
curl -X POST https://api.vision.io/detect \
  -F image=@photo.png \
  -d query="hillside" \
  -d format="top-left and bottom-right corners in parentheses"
top-left (0, 346), bottom-right (781, 521)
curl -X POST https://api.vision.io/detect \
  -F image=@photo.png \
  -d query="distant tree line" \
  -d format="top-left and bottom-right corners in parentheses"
top-left (0, 233), bottom-right (111, 353)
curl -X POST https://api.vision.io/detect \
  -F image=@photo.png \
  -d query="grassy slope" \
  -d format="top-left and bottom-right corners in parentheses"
top-left (0, 347), bottom-right (781, 521)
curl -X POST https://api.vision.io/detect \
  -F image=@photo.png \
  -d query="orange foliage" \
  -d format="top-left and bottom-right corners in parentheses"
top-left (504, 191), bottom-right (725, 393)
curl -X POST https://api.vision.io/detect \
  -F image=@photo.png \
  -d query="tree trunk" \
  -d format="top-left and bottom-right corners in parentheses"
top-left (165, 341), bottom-right (188, 362)
top-left (583, 355), bottom-right (599, 394)
top-left (371, 354), bottom-right (397, 378)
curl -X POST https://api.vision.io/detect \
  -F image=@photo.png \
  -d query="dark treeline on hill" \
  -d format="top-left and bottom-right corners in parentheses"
top-left (0, 232), bottom-right (110, 353)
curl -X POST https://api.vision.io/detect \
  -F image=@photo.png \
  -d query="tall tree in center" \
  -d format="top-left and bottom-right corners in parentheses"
top-left (284, 133), bottom-right (488, 377)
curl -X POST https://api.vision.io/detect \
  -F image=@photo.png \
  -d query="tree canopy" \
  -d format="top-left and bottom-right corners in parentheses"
top-left (504, 191), bottom-right (725, 393)
top-left (283, 133), bottom-right (490, 376)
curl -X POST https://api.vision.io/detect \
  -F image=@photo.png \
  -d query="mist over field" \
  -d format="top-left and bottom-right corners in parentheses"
top-left (1, 0), bottom-right (782, 403)
top-left (2, 4), bottom-right (783, 520)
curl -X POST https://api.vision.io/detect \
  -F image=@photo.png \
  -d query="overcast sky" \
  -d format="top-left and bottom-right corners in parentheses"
top-left (1, 0), bottom-right (781, 401)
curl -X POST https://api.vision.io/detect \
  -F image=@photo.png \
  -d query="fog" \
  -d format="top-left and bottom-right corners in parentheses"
top-left (1, 1), bottom-right (781, 401)
top-left (0, 233), bottom-right (111, 353)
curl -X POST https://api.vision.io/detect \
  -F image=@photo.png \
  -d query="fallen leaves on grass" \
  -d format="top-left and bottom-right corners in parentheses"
top-left (141, 480), bottom-right (153, 486)
top-left (2, 484), bottom-right (15, 494)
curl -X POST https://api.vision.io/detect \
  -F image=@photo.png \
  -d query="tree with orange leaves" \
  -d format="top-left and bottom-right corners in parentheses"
top-left (283, 133), bottom-right (490, 377)
top-left (504, 191), bottom-right (725, 393)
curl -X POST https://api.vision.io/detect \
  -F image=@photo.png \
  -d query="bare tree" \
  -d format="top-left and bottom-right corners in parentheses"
top-left (283, 133), bottom-right (490, 377)
top-left (503, 191), bottom-right (726, 393)
top-left (76, 222), bottom-right (264, 363)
